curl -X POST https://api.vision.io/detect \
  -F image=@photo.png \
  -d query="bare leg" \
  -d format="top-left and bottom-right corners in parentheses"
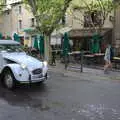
top-left (104, 61), bottom-right (109, 73)
top-left (108, 61), bottom-right (112, 71)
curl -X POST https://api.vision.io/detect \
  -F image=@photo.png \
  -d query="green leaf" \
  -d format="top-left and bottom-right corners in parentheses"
top-left (23, 0), bottom-right (72, 35)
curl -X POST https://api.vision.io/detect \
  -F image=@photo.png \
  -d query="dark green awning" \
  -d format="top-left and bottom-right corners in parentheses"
top-left (23, 28), bottom-right (35, 33)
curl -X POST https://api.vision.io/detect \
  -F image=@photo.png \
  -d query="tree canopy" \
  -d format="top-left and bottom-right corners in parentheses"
top-left (70, 0), bottom-right (120, 32)
top-left (0, 0), bottom-right (5, 13)
top-left (23, 0), bottom-right (72, 35)
top-left (23, 0), bottom-right (72, 61)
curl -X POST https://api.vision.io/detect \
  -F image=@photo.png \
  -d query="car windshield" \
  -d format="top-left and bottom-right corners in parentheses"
top-left (0, 44), bottom-right (23, 52)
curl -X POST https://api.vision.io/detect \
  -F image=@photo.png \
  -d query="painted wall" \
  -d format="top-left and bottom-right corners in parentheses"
top-left (1, 0), bottom-right (113, 35)
top-left (0, 3), bottom-right (35, 47)
top-left (114, 7), bottom-right (120, 52)
top-left (66, 0), bottom-right (113, 29)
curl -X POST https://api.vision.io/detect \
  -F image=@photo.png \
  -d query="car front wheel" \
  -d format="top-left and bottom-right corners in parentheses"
top-left (3, 69), bottom-right (16, 89)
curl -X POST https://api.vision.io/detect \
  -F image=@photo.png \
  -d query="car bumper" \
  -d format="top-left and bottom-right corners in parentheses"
top-left (17, 73), bottom-right (47, 84)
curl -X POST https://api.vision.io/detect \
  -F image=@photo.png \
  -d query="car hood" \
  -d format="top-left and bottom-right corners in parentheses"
top-left (3, 52), bottom-right (43, 71)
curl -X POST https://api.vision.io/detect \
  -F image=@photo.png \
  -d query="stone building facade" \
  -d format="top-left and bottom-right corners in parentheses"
top-left (0, 0), bottom-right (36, 46)
top-left (0, 0), bottom-right (119, 54)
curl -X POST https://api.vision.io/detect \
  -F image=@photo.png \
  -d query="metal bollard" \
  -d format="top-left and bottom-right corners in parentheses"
top-left (81, 51), bottom-right (84, 72)
top-left (65, 56), bottom-right (68, 70)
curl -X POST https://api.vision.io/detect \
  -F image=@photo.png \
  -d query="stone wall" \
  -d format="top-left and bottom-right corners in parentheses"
top-left (114, 7), bottom-right (120, 55)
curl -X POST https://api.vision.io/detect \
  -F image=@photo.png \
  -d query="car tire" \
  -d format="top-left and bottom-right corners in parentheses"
top-left (3, 69), bottom-right (16, 89)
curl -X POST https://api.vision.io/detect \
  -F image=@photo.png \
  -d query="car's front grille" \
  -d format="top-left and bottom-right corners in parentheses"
top-left (31, 74), bottom-right (43, 80)
top-left (32, 68), bottom-right (42, 75)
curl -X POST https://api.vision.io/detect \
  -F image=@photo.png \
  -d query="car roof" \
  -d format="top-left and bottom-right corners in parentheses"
top-left (0, 40), bottom-right (20, 45)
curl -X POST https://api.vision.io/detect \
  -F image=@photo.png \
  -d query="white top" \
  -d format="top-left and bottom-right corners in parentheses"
top-left (104, 46), bottom-right (110, 61)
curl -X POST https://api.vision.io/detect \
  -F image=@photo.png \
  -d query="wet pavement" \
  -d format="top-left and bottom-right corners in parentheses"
top-left (0, 71), bottom-right (120, 120)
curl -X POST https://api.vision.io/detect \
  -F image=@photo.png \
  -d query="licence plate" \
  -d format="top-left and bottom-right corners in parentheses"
top-left (33, 74), bottom-right (43, 79)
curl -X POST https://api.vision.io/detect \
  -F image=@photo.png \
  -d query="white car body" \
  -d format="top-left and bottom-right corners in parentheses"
top-left (0, 40), bottom-right (48, 84)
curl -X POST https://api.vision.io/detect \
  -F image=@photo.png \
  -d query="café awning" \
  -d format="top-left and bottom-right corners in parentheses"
top-left (69, 28), bottom-right (112, 38)
top-left (23, 28), bottom-right (36, 33)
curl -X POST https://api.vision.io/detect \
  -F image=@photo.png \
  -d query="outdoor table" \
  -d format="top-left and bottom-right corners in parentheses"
top-left (94, 53), bottom-right (104, 56)
top-left (68, 51), bottom-right (81, 63)
top-left (112, 57), bottom-right (120, 69)
top-left (94, 53), bottom-right (104, 64)
top-left (68, 51), bottom-right (90, 55)
top-left (83, 54), bottom-right (95, 65)
top-left (84, 54), bottom-right (95, 57)
top-left (68, 51), bottom-right (90, 63)
top-left (83, 53), bottom-right (105, 65)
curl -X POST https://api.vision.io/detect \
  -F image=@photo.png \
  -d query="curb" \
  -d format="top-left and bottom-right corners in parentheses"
top-left (68, 65), bottom-right (120, 72)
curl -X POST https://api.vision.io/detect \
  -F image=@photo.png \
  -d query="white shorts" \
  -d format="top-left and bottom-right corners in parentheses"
top-left (104, 57), bottom-right (110, 63)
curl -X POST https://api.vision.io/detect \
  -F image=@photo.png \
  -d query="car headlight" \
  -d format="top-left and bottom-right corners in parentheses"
top-left (21, 63), bottom-right (27, 69)
top-left (43, 61), bottom-right (48, 67)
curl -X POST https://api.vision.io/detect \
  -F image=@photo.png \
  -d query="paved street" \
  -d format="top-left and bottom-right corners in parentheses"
top-left (0, 68), bottom-right (120, 120)
top-left (0, 0), bottom-right (120, 119)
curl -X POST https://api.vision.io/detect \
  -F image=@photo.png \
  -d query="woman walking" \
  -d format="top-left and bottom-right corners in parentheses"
top-left (104, 44), bottom-right (112, 73)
